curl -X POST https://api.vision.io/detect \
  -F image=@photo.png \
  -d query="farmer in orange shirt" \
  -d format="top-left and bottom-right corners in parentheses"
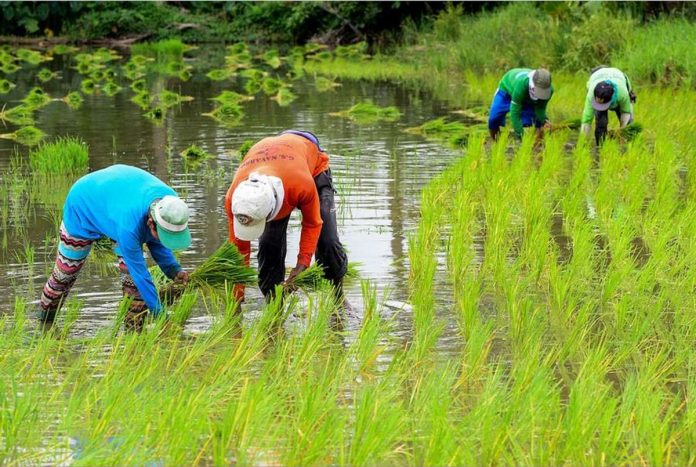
top-left (225, 130), bottom-right (348, 303)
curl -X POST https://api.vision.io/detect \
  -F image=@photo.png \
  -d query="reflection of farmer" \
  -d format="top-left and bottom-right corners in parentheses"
top-left (488, 68), bottom-right (553, 140)
top-left (38, 164), bottom-right (192, 330)
top-left (224, 130), bottom-right (348, 304)
top-left (581, 66), bottom-right (636, 145)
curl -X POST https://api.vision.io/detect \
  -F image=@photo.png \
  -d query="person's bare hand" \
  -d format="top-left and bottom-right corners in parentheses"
top-left (175, 270), bottom-right (189, 285)
top-left (283, 264), bottom-right (308, 293)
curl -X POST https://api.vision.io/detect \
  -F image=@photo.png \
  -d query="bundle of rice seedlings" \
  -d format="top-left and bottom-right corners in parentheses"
top-left (330, 100), bottom-right (401, 124)
top-left (157, 89), bottom-right (193, 108)
top-left (0, 126), bottom-right (46, 146)
top-left (609, 122), bottom-right (644, 142)
top-left (202, 103), bottom-right (244, 127)
top-left (262, 77), bottom-right (284, 95)
top-left (239, 68), bottom-right (265, 81)
top-left (289, 262), bottom-right (360, 293)
top-left (130, 79), bottom-right (147, 93)
top-left (80, 79), bottom-right (96, 95)
top-left (210, 90), bottom-right (252, 105)
top-left (50, 44), bottom-right (79, 55)
top-left (145, 106), bottom-right (166, 124)
top-left (159, 242), bottom-right (257, 304)
top-left (37, 68), bottom-right (58, 83)
top-left (262, 49), bottom-right (282, 69)
top-left (233, 139), bottom-right (255, 160)
top-left (16, 48), bottom-right (50, 65)
top-left (206, 68), bottom-right (234, 81)
top-left (0, 79), bottom-right (15, 94)
top-left (102, 81), bottom-right (122, 97)
top-left (22, 87), bottom-right (51, 109)
top-left (1, 62), bottom-right (20, 74)
top-left (450, 106), bottom-right (488, 124)
top-left (0, 104), bottom-right (34, 125)
top-left (61, 91), bottom-right (84, 110)
top-left (244, 79), bottom-right (262, 95)
top-left (315, 76), bottom-right (340, 92)
top-left (272, 87), bottom-right (297, 107)
top-left (551, 117), bottom-right (582, 131)
top-left (131, 92), bottom-right (151, 110)
top-left (180, 144), bottom-right (211, 160)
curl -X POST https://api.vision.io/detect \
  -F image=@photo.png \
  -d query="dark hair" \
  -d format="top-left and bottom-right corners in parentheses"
top-left (594, 81), bottom-right (614, 103)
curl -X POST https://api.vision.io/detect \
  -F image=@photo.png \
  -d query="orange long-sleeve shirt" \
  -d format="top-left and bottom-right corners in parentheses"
top-left (225, 133), bottom-right (330, 275)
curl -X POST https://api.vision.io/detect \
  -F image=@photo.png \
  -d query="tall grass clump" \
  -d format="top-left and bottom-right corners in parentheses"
top-left (28, 136), bottom-right (89, 175)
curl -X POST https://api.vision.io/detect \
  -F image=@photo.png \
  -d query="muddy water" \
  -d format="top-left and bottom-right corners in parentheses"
top-left (0, 48), bottom-right (463, 340)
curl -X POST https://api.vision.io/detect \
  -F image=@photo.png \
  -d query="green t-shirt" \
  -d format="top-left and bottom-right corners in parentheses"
top-left (581, 67), bottom-right (633, 124)
top-left (499, 68), bottom-right (554, 136)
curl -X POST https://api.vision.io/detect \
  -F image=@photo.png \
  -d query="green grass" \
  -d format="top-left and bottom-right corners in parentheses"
top-left (28, 136), bottom-right (89, 174)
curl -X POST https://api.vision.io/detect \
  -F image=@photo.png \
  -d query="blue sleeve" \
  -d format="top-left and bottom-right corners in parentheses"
top-left (147, 239), bottom-right (181, 279)
top-left (118, 230), bottom-right (163, 316)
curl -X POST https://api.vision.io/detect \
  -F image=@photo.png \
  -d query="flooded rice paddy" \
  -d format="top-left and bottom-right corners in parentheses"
top-left (0, 46), bottom-right (461, 341)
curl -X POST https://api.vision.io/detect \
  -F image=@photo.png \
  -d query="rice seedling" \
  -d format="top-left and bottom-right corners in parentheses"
top-left (210, 90), bottom-right (253, 105)
top-left (28, 136), bottom-right (89, 175)
top-left (0, 126), bottom-right (45, 146)
top-left (0, 104), bottom-right (34, 125)
top-left (0, 78), bottom-right (15, 94)
top-left (36, 68), bottom-right (58, 83)
top-left (21, 87), bottom-right (51, 109)
top-left (330, 100), bottom-right (401, 124)
top-left (231, 139), bottom-right (255, 160)
top-left (202, 103), bottom-right (244, 127)
top-left (132, 39), bottom-right (192, 60)
top-left (180, 144), bottom-right (211, 170)
top-left (271, 87), bottom-right (297, 106)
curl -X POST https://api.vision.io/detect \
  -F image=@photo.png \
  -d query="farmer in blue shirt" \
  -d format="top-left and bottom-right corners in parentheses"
top-left (488, 68), bottom-right (553, 140)
top-left (38, 164), bottom-right (192, 331)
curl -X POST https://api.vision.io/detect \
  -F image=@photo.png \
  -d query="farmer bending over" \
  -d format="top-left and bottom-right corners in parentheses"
top-left (225, 130), bottom-right (348, 305)
top-left (581, 66), bottom-right (636, 146)
top-left (488, 68), bottom-right (553, 141)
top-left (38, 164), bottom-right (191, 331)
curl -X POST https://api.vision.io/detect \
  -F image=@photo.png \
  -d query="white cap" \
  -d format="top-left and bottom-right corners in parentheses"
top-left (231, 173), bottom-right (283, 241)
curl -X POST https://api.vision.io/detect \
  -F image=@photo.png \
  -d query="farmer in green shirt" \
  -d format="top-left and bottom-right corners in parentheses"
top-left (488, 68), bottom-right (553, 140)
top-left (581, 66), bottom-right (636, 145)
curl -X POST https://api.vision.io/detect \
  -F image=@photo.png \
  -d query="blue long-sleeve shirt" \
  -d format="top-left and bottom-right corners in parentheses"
top-left (62, 164), bottom-right (182, 315)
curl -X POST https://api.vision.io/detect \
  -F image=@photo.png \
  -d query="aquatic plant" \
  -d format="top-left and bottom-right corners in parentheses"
top-left (0, 126), bottom-right (46, 146)
top-left (0, 105), bottom-right (34, 126)
top-left (28, 136), bottom-right (89, 175)
top-left (330, 100), bottom-right (401, 124)
top-left (21, 87), bottom-right (51, 109)
top-left (36, 68), bottom-right (58, 83)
